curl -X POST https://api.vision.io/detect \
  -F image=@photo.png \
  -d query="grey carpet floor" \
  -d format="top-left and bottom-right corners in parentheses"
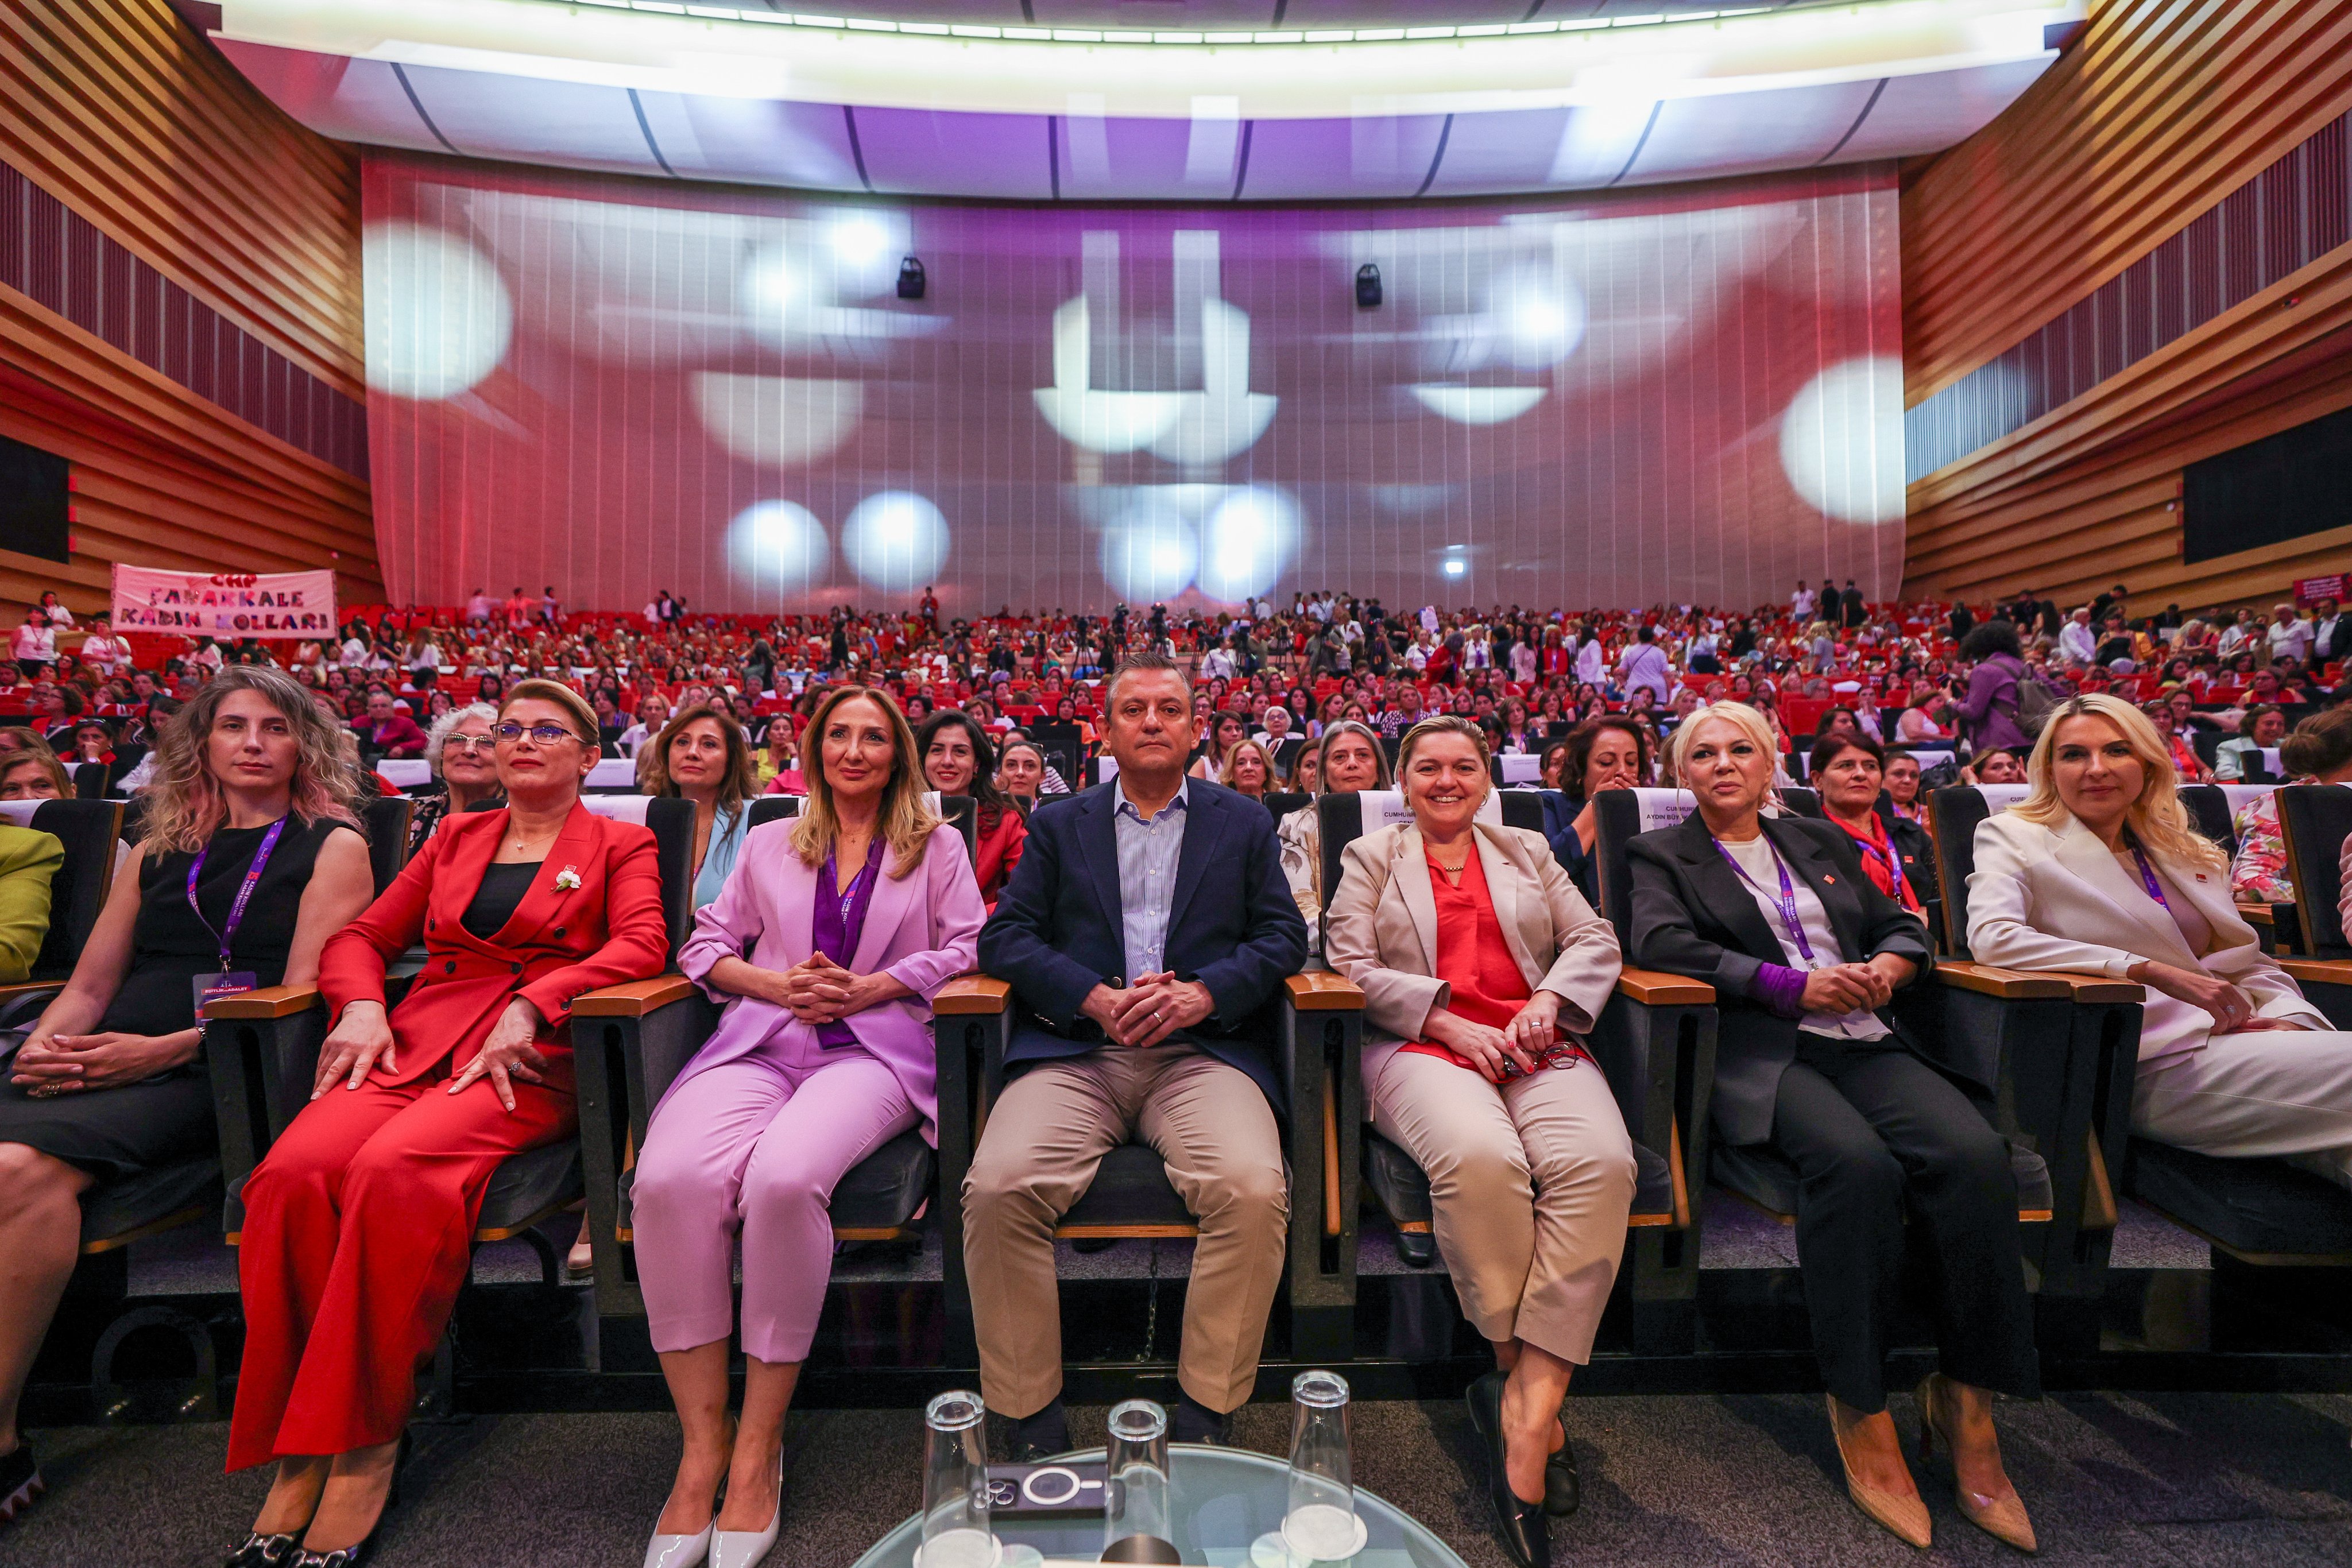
top-left (9, 1391), bottom-right (2350, 1567)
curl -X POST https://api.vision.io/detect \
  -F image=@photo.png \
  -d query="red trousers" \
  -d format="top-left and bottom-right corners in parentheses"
top-left (226, 1059), bottom-right (574, 1470)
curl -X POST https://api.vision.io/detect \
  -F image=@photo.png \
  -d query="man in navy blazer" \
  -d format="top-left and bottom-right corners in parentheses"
top-left (968, 653), bottom-right (1308, 1458)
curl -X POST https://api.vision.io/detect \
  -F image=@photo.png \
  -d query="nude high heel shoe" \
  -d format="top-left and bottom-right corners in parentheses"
top-left (1827, 1396), bottom-right (1931, 1550)
top-left (1916, 1375), bottom-right (2037, 1554)
top-left (710, 1449), bottom-right (783, 1568)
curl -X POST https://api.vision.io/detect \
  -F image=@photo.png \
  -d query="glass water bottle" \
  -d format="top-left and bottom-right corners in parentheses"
top-left (1100, 1398), bottom-right (1180, 1564)
top-left (919, 1390), bottom-right (997, 1568)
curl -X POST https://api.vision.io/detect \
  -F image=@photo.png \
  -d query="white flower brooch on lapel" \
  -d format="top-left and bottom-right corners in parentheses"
top-left (554, 865), bottom-right (582, 892)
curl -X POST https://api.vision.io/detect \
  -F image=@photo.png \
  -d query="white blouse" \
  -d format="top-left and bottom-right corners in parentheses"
top-left (1719, 834), bottom-right (1890, 1041)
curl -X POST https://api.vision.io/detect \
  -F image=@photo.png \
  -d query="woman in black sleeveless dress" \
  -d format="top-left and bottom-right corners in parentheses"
top-left (0, 668), bottom-right (373, 1528)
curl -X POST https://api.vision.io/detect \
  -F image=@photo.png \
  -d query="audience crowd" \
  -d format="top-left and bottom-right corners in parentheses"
top-left (3, 575), bottom-right (2352, 1568)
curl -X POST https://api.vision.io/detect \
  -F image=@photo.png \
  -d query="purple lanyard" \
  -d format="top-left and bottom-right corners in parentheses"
top-left (185, 817), bottom-right (287, 970)
top-left (1846, 822), bottom-right (1907, 903)
top-left (2125, 835), bottom-right (2169, 909)
top-left (1713, 837), bottom-right (1817, 962)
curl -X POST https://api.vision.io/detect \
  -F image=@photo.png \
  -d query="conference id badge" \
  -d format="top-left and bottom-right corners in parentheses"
top-left (192, 970), bottom-right (258, 1017)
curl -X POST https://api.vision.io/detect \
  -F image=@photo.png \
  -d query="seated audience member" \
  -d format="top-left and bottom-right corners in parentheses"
top-left (1542, 717), bottom-right (1653, 905)
top-left (1190, 709), bottom-right (1250, 781)
top-left (641, 702), bottom-right (759, 911)
top-left (1630, 703), bottom-right (2035, 1553)
top-left (1967, 746), bottom-right (2025, 786)
top-left (631, 687), bottom-right (984, 1568)
top-left (0, 820), bottom-right (61, 985)
top-left (351, 690), bottom-right (427, 761)
top-left (757, 723), bottom-right (806, 795)
top-left (1218, 736), bottom-right (1277, 802)
top-left (1970, 694), bottom-right (2352, 1199)
top-left (1809, 733), bottom-right (1927, 918)
top-left (1881, 746), bottom-right (1927, 824)
top-left (996, 738), bottom-right (1068, 798)
top-left (225, 680), bottom-right (667, 1565)
top-left (1285, 742), bottom-right (1321, 796)
top-left (2231, 708), bottom-right (2352, 904)
top-left (2145, 699), bottom-right (2211, 784)
top-left (966, 655), bottom-right (1307, 1458)
top-left (2215, 704), bottom-right (2287, 781)
top-left (406, 704), bottom-right (503, 851)
top-left (917, 710), bottom-right (1025, 905)
top-left (1274, 720), bottom-right (1392, 958)
top-left (1, 669), bottom-right (372, 1527)
top-left (0, 742), bottom-right (68, 802)
top-left (1324, 717), bottom-right (1631, 1567)
top-left (620, 696), bottom-right (671, 758)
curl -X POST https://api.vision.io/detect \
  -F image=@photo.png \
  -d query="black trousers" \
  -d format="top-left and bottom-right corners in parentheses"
top-left (1770, 1032), bottom-right (2040, 1412)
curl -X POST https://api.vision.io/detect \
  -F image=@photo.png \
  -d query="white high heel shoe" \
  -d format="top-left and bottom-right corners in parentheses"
top-left (710, 1450), bottom-right (784, 1568)
top-left (640, 1519), bottom-right (713, 1568)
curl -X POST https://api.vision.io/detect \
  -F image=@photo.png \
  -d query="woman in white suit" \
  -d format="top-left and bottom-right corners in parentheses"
top-left (1969, 692), bottom-right (2352, 1193)
top-left (1323, 716), bottom-right (1633, 1568)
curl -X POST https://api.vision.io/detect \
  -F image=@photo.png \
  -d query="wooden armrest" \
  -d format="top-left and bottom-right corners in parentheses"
top-left (1615, 967), bottom-right (1713, 1005)
top-left (2280, 958), bottom-right (2352, 988)
top-left (1285, 971), bottom-right (1365, 1011)
top-left (572, 974), bottom-right (698, 1017)
top-left (935, 975), bottom-right (1013, 1015)
top-left (202, 984), bottom-right (322, 1020)
top-left (1933, 961), bottom-right (2071, 1000)
top-left (2059, 974), bottom-right (2145, 1004)
top-left (0, 980), bottom-right (63, 1005)
top-left (2239, 903), bottom-right (2276, 927)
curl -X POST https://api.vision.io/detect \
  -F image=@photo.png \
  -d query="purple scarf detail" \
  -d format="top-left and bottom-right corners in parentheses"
top-left (811, 837), bottom-right (885, 1047)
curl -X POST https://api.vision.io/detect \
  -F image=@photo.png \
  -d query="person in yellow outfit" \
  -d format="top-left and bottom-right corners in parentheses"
top-left (0, 823), bottom-right (61, 985)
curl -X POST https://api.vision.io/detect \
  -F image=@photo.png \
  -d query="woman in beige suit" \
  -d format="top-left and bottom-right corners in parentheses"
top-left (1970, 692), bottom-right (2352, 1193)
top-left (1324, 716), bottom-right (1631, 1568)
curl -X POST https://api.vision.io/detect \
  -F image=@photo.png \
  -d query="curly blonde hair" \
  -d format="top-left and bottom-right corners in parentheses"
top-left (2017, 692), bottom-right (2221, 868)
top-left (788, 686), bottom-right (940, 881)
top-left (140, 665), bottom-right (363, 853)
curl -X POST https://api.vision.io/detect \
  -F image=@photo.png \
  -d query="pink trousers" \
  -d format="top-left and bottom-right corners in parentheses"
top-left (631, 1051), bottom-right (917, 1362)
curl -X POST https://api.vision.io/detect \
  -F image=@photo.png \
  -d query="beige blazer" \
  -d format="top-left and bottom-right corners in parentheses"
top-left (1323, 820), bottom-right (1622, 1107)
top-left (1967, 808), bottom-right (2328, 1065)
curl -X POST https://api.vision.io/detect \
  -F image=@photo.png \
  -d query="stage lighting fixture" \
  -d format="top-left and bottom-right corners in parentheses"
top-left (898, 255), bottom-right (926, 300)
top-left (1443, 557), bottom-right (1467, 578)
top-left (1355, 264), bottom-right (1382, 309)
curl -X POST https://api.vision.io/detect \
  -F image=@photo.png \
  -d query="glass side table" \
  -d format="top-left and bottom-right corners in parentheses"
top-left (850, 1445), bottom-right (1471, 1568)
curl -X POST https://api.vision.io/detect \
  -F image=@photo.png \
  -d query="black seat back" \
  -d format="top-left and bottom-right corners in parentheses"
top-left (931, 793), bottom-right (980, 865)
top-left (578, 795), bottom-right (699, 959)
top-left (0, 798), bottom-right (123, 981)
top-left (72, 761), bottom-right (107, 800)
top-left (1927, 783), bottom-right (2031, 959)
top-left (1263, 790), bottom-right (1309, 823)
top-left (2177, 783), bottom-right (2245, 854)
top-left (1589, 787), bottom-right (1699, 945)
top-left (745, 795), bottom-right (802, 829)
top-left (1781, 787), bottom-right (1823, 819)
top-left (360, 796), bottom-right (413, 896)
top-left (2278, 785), bottom-right (2352, 960)
top-left (1496, 791), bottom-right (1546, 833)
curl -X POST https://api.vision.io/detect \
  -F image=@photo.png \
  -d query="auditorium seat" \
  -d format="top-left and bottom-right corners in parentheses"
top-left (1927, 785), bottom-right (2145, 1316)
top-left (1324, 787), bottom-right (1702, 1348)
top-left (2180, 782), bottom-right (2299, 954)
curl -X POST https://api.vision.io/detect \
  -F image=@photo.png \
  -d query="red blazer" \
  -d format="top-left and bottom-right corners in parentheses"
top-left (319, 802), bottom-right (668, 1087)
top-left (973, 803), bottom-right (1027, 907)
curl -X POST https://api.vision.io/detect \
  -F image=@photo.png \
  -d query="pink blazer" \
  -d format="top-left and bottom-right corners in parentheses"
top-left (668, 818), bottom-right (985, 1142)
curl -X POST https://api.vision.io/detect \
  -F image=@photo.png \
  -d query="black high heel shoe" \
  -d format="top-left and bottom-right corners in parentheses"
top-left (1544, 1418), bottom-right (1579, 1517)
top-left (224, 1531), bottom-right (302, 1568)
top-left (1465, 1372), bottom-right (1549, 1568)
top-left (290, 1431), bottom-right (409, 1568)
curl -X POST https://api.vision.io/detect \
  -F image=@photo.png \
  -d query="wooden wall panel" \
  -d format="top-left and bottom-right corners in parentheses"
top-left (1900, 0), bottom-right (2352, 614)
top-left (0, 0), bottom-right (374, 631)
top-left (1902, 0), bottom-right (2352, 406)
top-left (0, 0), bottom-right (361, 395)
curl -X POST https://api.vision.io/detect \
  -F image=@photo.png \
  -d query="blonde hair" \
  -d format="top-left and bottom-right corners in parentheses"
top-left (501, 678), bottom-right (599, 744)
top-left (2018, 692), bottom-right (2221, 868)
top-left (788, 685), bottom-right (940, 880)
top-left (140, 665), bottom-right (363, 854)
top-left (1666, 702), bottom-right (1784, 811)
top-left (1218, 736), bottom-right (1278, 792)
top-left (1395, 715), bottom-right (1492, 808)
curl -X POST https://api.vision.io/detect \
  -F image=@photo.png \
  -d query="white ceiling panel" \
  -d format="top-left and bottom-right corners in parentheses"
top-left (1421, 108), bottom-right (1575, 198)
top-left (631, 92), bottom-right (866, 191)
top-left (211, 39), bottom-right (447, 154)
top-left (1836, 59), bottom-right (2051, 162)
top-left (1624, 79), bottom-right (1884, 187)
top-left (401, 67), bottom-right (667, 176)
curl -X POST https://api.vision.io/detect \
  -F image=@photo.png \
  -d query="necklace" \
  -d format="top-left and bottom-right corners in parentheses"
top-left (506, 819), bottom-right (559, 854)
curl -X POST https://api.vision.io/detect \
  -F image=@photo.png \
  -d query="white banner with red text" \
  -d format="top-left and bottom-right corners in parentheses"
top-left (111, 566), bottom-right (338, 640)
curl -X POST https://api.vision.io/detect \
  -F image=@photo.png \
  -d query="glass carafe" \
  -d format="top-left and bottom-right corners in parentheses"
top-left (919, 1390), bottom-right (997, 1568)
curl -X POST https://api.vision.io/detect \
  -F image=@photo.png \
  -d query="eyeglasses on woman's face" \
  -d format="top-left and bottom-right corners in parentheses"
top-left (494, 722), bottom-right (583, 747)
top-left (443, 732), bottom-right (499, 755)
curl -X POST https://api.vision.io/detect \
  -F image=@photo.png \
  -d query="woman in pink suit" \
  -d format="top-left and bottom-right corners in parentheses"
top-left (630, 684), bottom-right (985, 1568)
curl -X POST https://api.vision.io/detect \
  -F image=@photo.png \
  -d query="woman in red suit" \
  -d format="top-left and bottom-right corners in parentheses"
top-left (225, 680), bottom-right (668, 1567)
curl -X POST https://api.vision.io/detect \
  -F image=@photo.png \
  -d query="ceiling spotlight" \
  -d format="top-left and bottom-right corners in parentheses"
top-left (898, 255), bottom-right (926, 300)
top-left (1442, 557), bottom-right (1466, 578)
top-left (1356, 263), bottom-right (1382, 309)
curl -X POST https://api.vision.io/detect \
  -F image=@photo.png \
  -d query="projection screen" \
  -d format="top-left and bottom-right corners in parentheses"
top-left (362, 152), bottom-right (1903, 617)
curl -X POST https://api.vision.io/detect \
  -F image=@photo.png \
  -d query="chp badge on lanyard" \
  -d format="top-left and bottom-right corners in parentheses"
top-left (189, 818), bottom-right (287, 1020)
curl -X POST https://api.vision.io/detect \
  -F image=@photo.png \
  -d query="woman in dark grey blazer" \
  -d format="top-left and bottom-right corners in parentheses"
top-left (1628, 703), bottom-right (2037, 1555)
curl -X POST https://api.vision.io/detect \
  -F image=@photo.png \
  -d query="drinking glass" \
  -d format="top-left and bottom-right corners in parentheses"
top-left (919, 1390), bottom-right (997, 1568)
top-left (1281, 1370), bottom-right (1364, 1562)
top-left (1100, 1398), bottom-right (1179, 1564)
